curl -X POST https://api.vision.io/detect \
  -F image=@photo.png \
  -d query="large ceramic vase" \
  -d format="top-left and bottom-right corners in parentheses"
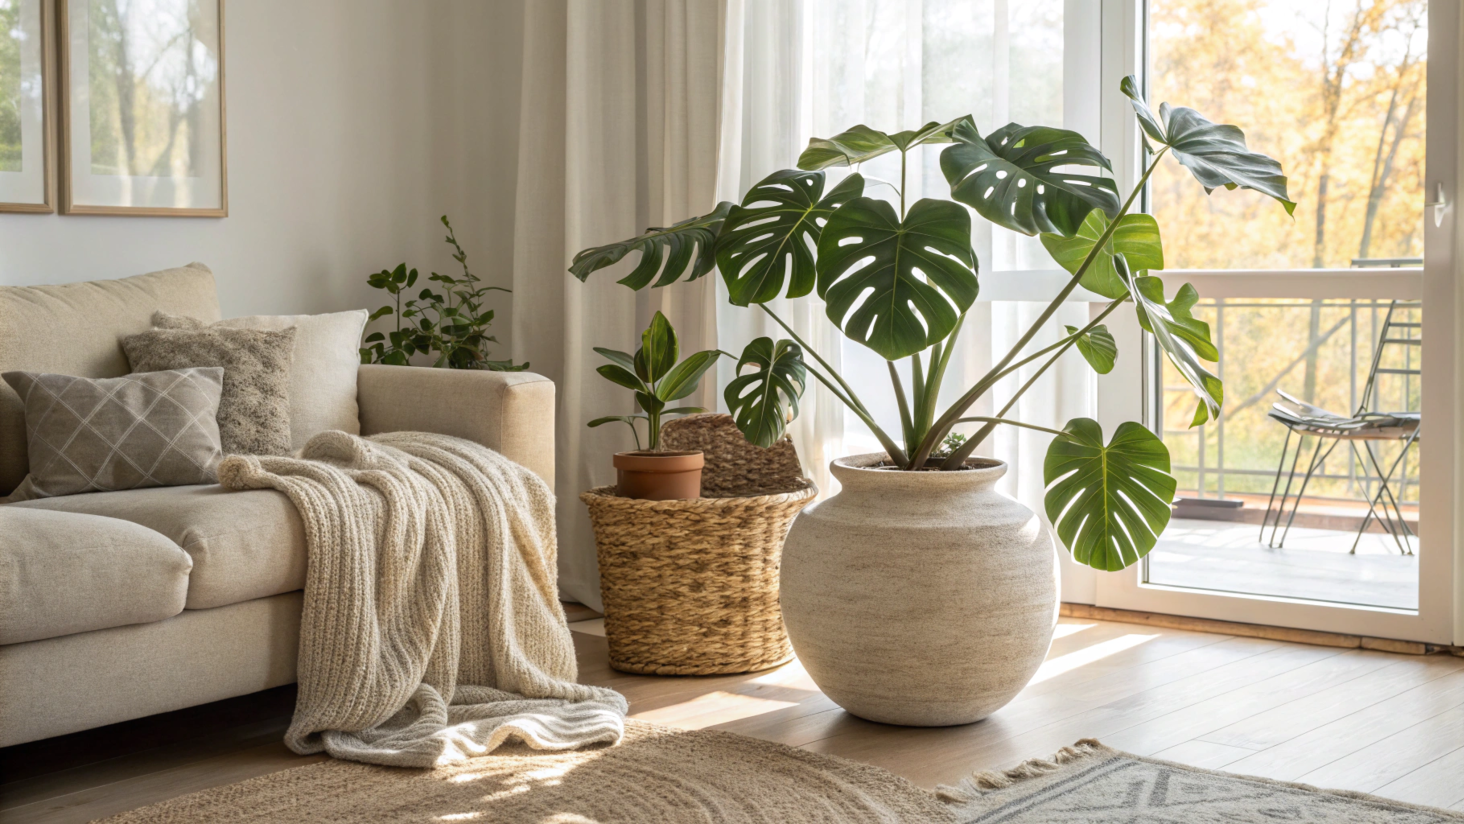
top-left (780, 453), bottom-right (1058, 726)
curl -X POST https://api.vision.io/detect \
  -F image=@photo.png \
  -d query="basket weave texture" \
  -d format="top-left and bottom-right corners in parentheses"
top-left (582, 414), bottom-right (815, 675)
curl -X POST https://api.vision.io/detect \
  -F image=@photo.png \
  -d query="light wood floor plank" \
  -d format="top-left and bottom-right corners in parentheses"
top-left (1150, 739), bottom-right (1260, 770)
top-left (2, 741), bottom-right (326, 824)
top-left (1297, 702), bottom-right (1464, 793)
top-left (1370, 745), bottom-right (1464, 810)
top-left (1099, 649), bottom-right (1399, 756)
top-left (793, 643), bottom-right (1351, 788)
top-left (1221, 668), bottom-right (1464, 781)
top-left (1196, 652), bottom-right (1464, 751)
top-left (0, 715), bottom-right (291, 812)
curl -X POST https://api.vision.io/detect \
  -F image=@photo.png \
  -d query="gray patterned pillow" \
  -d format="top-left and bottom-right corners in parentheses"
top-left (122, 325), bottom-right (296, 455)
top-left (1, 368), bottom-right (225, 502)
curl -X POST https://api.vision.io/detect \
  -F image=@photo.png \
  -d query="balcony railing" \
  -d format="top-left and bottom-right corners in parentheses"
top-left (1162, 298), bottom-right (1421, 526)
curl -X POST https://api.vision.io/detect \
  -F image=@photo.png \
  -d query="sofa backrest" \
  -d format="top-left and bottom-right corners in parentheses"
top-left (0, 264), bottom-right (222, 495)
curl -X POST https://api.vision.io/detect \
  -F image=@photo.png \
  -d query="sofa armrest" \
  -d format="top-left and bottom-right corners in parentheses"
top-left (356, 365), bottom-right (555, 488)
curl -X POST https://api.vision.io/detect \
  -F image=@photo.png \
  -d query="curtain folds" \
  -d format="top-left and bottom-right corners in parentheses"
top-left (513, 0), bottom-right (724, 610)
top-left (516, 0), bottom-right (1090, 606)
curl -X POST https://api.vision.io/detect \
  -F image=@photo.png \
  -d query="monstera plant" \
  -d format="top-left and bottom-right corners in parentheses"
top-left (570, 76), bottom-right (1292, 573)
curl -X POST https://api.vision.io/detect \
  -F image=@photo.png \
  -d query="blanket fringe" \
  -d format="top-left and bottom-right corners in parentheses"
top-left (934, 739), bottom-right (1107, 803)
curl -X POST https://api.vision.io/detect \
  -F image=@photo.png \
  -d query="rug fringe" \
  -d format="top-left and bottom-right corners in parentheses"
top-left (934, 739), bottom-right (1107, 803)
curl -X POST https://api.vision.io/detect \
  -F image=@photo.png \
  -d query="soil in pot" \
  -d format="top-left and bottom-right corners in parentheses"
top-left (613, 450), bottom-right (705, 500)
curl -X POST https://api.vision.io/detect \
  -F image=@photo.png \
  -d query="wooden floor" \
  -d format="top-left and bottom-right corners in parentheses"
top-left (4, 615), bottom-right (1463, 822)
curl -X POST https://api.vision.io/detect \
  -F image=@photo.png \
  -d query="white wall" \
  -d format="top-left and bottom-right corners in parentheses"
top-left (0, 0), bottom-right (525, 361)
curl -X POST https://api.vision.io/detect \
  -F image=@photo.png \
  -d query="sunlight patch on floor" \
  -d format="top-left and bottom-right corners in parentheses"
top-left (631, 690), bottom-right (799, 729)
top-left (1029, 633), bottom-right (1159, 685)
top-left (1052, 622), bottom-right (1096, 639)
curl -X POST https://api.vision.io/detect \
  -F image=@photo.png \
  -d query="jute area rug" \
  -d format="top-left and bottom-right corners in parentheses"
top-left (97, 725), bottom-right (1464, 823)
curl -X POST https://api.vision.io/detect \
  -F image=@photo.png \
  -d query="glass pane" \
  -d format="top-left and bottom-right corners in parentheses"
top-left (1149, 0), bottom-right (1427, 269)
top-left (1148, 299), bottom-right (1421, 610)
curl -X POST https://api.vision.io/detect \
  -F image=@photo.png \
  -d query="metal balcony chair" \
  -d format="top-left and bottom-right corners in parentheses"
top-left (1259, 301), bottom-right (1421, 555)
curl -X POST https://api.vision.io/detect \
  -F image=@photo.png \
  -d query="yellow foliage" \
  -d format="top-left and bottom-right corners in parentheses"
top-left (1150, 0), bottom-right (1427, 270)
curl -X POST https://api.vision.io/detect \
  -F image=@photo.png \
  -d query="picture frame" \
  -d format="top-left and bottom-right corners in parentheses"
top-left (58, 0), bottom-right (226, 217)
top-left (0, 0), bottom-right (55, 213)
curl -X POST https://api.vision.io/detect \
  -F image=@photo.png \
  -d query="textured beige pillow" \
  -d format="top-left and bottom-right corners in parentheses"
top-left (122, 326), bottom-right (296, 455)
top-left (1, 368), bottom-right (225, 501)
top-left (153, 309), bottom-right (367, 449)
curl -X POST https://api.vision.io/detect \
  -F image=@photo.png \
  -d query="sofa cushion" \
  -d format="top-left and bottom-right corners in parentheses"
top-left (0, 508), bottom-right (193, 644)
top-left (154, 310), bottom-right (368, 450)
top-left (2, 368), bottom-right (226, 502)
top-left (8, 485), bottom-right (306, 610)
top-left (122, 325), bottom-right (297, 456)
top-left (0, 264), bottom-right (222, 496)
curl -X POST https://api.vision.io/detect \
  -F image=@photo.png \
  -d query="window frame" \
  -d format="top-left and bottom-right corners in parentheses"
top-left (1088, 0), bottom-right (1458, 645)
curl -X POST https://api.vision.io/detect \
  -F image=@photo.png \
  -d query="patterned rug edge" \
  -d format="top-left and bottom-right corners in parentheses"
top-left (934, 738), bottom-right (1464, 821)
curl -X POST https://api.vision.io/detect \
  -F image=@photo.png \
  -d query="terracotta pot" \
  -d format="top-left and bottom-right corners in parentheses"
top-left (613, 450), bottom-right (704, 500)
top-left (780, 453), bottom-right (1058, 726)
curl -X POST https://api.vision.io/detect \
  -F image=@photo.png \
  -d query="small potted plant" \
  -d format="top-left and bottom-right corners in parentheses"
top-left (590, 311), bottom-right (722, 500)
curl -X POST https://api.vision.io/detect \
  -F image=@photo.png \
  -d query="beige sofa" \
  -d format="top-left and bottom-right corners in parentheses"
top-left (0, 265), bottom-right (554, 747)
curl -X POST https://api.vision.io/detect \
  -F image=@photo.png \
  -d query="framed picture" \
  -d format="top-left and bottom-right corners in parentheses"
top-left (59, 0), bottom-right (226, 216)
top-left (0, 0), bottom-right (54, 213)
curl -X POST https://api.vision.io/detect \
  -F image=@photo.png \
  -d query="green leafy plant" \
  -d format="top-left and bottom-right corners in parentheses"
top-left (361, 216), bottom-right (525, 371)
top-left (589, 312), bottom-right (724, 451)
top-left (569, 76), bottom-right (1293, 570)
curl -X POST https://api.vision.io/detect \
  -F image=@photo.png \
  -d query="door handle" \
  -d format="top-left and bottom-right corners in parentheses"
top-left (1426, 183), bottom-right (1448, 227)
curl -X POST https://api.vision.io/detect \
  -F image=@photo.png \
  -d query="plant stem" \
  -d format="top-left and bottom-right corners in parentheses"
top-left (925, 314), bottom-right (961, 419)
top-left (911, 350), bottom-right (928, 446)
top-left (899, 150), bottom-right (907, 219)
top-left (941, 296), bottom-right (1127, 468)
top-left (753, 307), bottom-right (909, 465)
top-left (951, 417), bottom-right (1065, 437)
top-left (890, 360), bottom-right (914, 450)
top-left (802, 358), bottom-right (911, 467)
top-left (757, 304), bottom-right (871, 419)
top-left (911, 351), bottom-right (926, 409)
top-left (989, 300), bottom-right (1122, 384)
top-left (622, 419), bottom-right (643, 452)
top-left (913, 148), bottom-right (1169, 469)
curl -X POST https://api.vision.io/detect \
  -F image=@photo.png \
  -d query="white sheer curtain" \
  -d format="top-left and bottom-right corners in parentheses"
top-left (715, 0), bottom-right (1095, 510)
top-left (516, 0), bottom-right (1100, 608)
top-left (513, 0), bottom-right (725, 611)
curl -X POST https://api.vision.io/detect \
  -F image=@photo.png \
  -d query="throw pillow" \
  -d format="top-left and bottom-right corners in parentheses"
top-left (122, 325), bottom-right (296, 455)
top-left (1, 368), bottom-right (225, 502)
top-left (152, 309), bottom-right (367, 449)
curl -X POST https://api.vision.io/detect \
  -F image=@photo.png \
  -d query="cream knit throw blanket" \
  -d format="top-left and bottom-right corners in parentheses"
top-left (216, 430), bottom-right (628, 768)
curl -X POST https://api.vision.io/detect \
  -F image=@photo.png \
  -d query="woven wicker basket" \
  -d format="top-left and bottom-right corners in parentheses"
top-left (581, 414), bottom-right (816, 675)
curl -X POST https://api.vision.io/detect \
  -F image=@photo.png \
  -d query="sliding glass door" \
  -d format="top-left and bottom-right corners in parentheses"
top-left (1093, 0), bottom-right (1455, 643)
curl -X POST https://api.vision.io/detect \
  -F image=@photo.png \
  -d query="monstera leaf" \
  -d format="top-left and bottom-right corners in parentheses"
top-left (941, 119), bottom-right (1119, 237)
top-left (797, 118), bottom-right (969, 170)
top-left (1044, 418), bottom-right (1177, 571)
top-left (1120, 75), bottom-right (1295, 215)
top-left (724, 337), bottom-right (807, 448)
top-left (569, 201), bottom-right (735, 289)
top-left (716, 170), bottom-right (864, 306)
top-left (1065, 324), bottom-right (1117, 374)
top-left (1126, 263), bottom-right (1223, 426)
top-left (815, 197), bottom-right (979, 361)
top-left (1040, 211), bottom-right (1164, 299)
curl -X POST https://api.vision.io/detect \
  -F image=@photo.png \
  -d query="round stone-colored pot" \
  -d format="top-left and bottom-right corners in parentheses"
top-left (780, 453), bottom-right (1058, 726)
